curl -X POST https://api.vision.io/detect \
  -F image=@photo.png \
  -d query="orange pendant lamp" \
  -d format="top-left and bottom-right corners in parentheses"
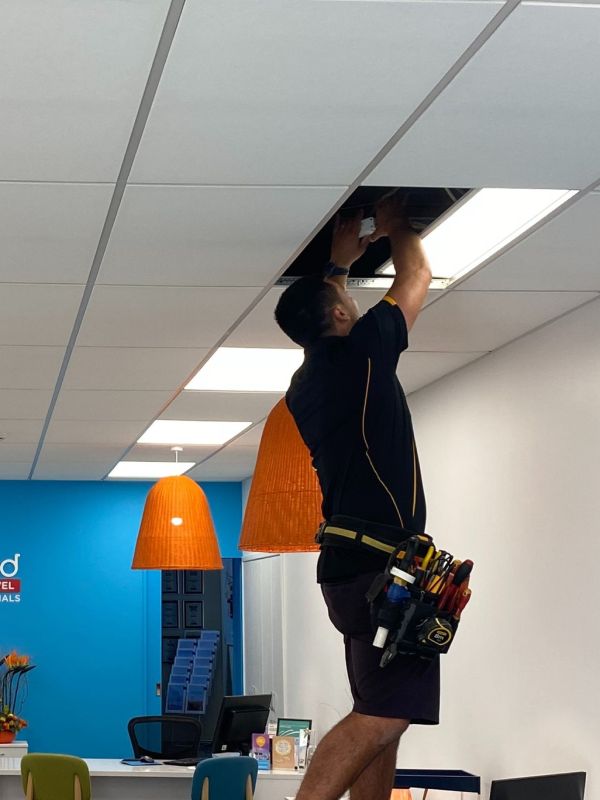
top-left (132, 473), bottom-right (223, 570)
top-left (239, 398), bottom-right (323, 553)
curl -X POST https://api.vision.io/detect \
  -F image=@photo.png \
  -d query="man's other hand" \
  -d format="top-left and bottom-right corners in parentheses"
top-left (371, 193), bottom-right (410, 242)
top-left (330, 212), bottom-right (371, 269)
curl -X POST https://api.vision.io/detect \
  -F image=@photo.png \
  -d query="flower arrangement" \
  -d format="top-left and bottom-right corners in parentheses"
top-left (0, 710), bottom-right (26, 733)
top-left (0, 651), bottom-right (35, 741)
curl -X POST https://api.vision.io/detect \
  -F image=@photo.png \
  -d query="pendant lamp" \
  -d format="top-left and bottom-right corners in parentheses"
top-left (239, 398), bottom-right (323, 553)
top-left (132, 451), bottom-right (223, 570)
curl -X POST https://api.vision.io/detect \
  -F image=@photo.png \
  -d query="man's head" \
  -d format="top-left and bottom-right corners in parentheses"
top-left (274, 275), bottom-right (360, 348)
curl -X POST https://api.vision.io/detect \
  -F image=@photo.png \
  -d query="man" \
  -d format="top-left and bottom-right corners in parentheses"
top-left (274, 194), bottom-right (434, 800)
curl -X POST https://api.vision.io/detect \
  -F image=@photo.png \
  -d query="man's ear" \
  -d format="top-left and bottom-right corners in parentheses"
top-left (332, 304), bottom-right (350, 322)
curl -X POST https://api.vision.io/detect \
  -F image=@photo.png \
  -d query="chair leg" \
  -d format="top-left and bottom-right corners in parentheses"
top-left (201, 776), bottom-right (209, 800)
top-left (74, 774), bottom-right (82, 800)
top-left (25, 773), bottom-right (33, 800)
top-left (245, 775), bottom-right (253, 800)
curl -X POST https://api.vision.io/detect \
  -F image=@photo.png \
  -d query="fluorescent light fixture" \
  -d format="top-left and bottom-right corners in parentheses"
top-left (138, 419), bottom-right (251, 446)
top-left (377, 188), bottom-right (576, 288)
top-left (108, 461), bottom-right (196, 479)
top-left (186, 347), bottom-right (304, 392)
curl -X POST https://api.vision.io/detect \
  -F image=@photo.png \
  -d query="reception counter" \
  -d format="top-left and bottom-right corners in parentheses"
top-left (0, 758), bottom-right (303, 800)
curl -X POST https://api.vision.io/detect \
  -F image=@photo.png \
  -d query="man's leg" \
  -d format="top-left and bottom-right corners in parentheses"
top-left (349, 738), bottom-right (403, 800)
top-left (295, 712), bottom-right (409, 800)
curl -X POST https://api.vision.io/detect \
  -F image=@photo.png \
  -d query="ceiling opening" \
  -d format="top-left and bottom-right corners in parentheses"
top-left (278, 185), bottom-right (470, 287)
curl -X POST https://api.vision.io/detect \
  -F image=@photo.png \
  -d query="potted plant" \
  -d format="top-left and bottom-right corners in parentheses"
top-left (0, 652), bottom-right (35, 743)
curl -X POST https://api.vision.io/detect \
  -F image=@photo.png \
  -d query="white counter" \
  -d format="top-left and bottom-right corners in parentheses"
top-left (0, 757), bottom-right (302, 800)
top-left (0, 743), bottom-right (27, 759)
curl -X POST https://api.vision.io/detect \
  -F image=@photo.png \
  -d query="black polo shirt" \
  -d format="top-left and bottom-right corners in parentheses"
top-left (286, 298), bottom-right (426, 583)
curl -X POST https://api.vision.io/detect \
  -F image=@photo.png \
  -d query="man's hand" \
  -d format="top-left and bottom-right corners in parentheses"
top-left (330, 212), bottom-right (371, 269)
top-left (370, 193), bottom-right (411, 242)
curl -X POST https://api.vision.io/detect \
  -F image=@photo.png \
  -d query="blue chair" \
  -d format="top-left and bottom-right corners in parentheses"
top-left (191, 756), bottom-right (258, 800)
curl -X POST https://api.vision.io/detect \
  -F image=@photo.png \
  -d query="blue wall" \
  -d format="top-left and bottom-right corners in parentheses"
top-left (0, 480), bottom-right (242, 757)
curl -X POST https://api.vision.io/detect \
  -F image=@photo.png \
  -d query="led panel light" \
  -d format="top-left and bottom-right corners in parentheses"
top-left (138, 419), bottom-right (251, 446)
top-left (186, 347), bottom-right (304, 392)
top-left (377, 188), bottom-right (577, 288)
top-left (108, 461), bottom-right (196, 479)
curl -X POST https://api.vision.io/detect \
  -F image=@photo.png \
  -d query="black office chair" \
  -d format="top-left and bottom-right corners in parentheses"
top-left (128, 715), bottom-right (203, 759)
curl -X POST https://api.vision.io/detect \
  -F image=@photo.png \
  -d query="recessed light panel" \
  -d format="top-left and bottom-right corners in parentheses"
top-left (108, 461), bottom-right (196, 479)
top-left (186, 348), bottom-right (304, 392)
top-left (378, 188), bottom-right (576, 287)
top-left (138, 419), bottom-right (251, 446)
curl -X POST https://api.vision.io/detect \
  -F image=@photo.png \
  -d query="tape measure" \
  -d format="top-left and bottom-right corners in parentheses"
top-left (416, 616), bottom-right (454, 649)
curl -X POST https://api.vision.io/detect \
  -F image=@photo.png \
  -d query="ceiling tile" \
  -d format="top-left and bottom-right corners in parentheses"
top-left (37, 443), bottom-right (127, 465)
top-left (187, 446), bottom-right (258, 481)
top-left (398, 351), bottom-right (486, 395)
top-left (0, 389), bottom-right (52, 419)
top-left (0, 443), bottom-right (37, 462)
top-left (33, 462), bottom-right (116, 481)
top-left (163, 391), bottom-right (280, 422)
top-left (77, 286), bottom-right (261, 348)
top-left (53, 390), bottom-right (172, 421)
top-left (225, 288), bottom-right (291, 349)
top-left (44, 419), bottom-right (149, 445)
top-left (233, 422), bottom-right (265, 447)
top-left (0, 463), bottom-right (31, 479)
top-left (0, 183), bottom-right (113, 283)
top-left (0, 346), bottom-right (65, 389)
top-left (367, 3), bottom-right (600, 189)
top-left (0, 0), bottom-right (171, 181)
top-left (460, 193), bottom-right (600, 291)
top-left (99, 185), bottom-right (345, 287)
top-left (0, 419), bottom-right (44, 444)
top-left (131, 0), bottom-right (502, 184)
top-left (62, 347), bottom-right (210, 391)
top-left (409, 291), bottom-right (596, 351)
top-left (0, 284), bottom-right (84, 346)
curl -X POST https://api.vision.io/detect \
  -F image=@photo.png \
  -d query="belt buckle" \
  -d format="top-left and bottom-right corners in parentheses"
top-left (315, 521), bottom-right (327, 544)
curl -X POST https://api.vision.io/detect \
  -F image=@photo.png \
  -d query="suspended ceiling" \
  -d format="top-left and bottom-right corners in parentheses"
top-left (0, 0), bottom-right (599, 481)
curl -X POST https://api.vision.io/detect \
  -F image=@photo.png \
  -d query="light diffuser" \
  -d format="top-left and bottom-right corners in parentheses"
top-left (108, 461), bottom-right (196, 479)
top-left (138, 419), bottom-right (251, 446)
top-left (186, 347), bottom-right (304, 392)
top-left (378, 188), bottom-right (576, 288)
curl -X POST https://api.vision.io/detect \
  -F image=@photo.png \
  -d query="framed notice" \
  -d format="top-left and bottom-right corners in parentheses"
top-left (162, 571), bottom-right (179, 594)
top-left (184, 571), bottom-right (203, 594)
top-left (163, 636), bottom-right (179, 663)
top-left (162, 600), bottom-right (180, 628)
top-left (184, 600), bottom-right (203, 628)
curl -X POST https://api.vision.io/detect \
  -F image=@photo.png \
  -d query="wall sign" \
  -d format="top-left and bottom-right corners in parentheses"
top-left (0, 553), bottom-right (21, 603)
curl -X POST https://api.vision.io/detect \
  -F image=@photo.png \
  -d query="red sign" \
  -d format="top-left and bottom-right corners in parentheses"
top-left (0, 579), bottom-right (20, 593)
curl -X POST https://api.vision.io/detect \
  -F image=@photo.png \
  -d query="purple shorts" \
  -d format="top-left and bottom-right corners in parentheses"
top-left (321, 571), bottom-right (440, 724)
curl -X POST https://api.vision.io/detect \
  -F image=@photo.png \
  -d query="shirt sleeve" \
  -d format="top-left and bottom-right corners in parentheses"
top-left (348, 296), bottom-right (408, 369)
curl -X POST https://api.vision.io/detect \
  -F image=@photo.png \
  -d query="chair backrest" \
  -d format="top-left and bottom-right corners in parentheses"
top-left (21, 754), bottom-right (91, 800)
top-left (191, 757), bottom-right (258, 800)
top-left (127, 715), bottom-right (203, 759)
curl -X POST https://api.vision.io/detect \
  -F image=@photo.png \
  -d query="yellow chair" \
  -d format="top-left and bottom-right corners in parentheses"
top-left (21, 754), bottom-right (91, 800)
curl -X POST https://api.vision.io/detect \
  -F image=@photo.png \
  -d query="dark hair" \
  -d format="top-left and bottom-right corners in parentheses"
top-left (274, 275), bottom-right (339, 348)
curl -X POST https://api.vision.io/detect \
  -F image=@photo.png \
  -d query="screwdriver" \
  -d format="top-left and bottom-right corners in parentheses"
top-left (438, 560), bottom-right (473, 611)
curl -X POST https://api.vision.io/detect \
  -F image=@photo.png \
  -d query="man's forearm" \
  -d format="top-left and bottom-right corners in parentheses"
top-left (387, 229), bottom-right (432, 329)
top-left (389, 228), bottom-right (431, 284)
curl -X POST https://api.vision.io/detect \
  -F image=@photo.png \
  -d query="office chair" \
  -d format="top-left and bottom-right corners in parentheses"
top-left (191, 756), bottom-right (258, 800)
top-left (21, 754), bottom-right (91, 800)
top-left (128, 715), bottom-right (203, 759)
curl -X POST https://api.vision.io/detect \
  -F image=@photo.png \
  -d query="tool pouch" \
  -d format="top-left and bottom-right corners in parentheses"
top-left (366, 535), bottom-right (465, 665)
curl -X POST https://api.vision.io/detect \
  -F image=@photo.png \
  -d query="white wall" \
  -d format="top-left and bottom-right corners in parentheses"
top-left (243, 297), bottom-right (600, 797)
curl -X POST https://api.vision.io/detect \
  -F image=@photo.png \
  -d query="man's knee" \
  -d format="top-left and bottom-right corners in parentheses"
top-left (349, 711), bottom-right (410, 747)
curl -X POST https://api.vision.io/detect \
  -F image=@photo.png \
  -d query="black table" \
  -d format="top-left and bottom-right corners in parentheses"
top-left (394, 769), bottom-right (480, 794)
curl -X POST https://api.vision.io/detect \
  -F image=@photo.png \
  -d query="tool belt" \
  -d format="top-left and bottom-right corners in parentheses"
top-left (316, 517), bottom-right (474, 667)
top-left (315, 516), bottom-right (414, 556)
